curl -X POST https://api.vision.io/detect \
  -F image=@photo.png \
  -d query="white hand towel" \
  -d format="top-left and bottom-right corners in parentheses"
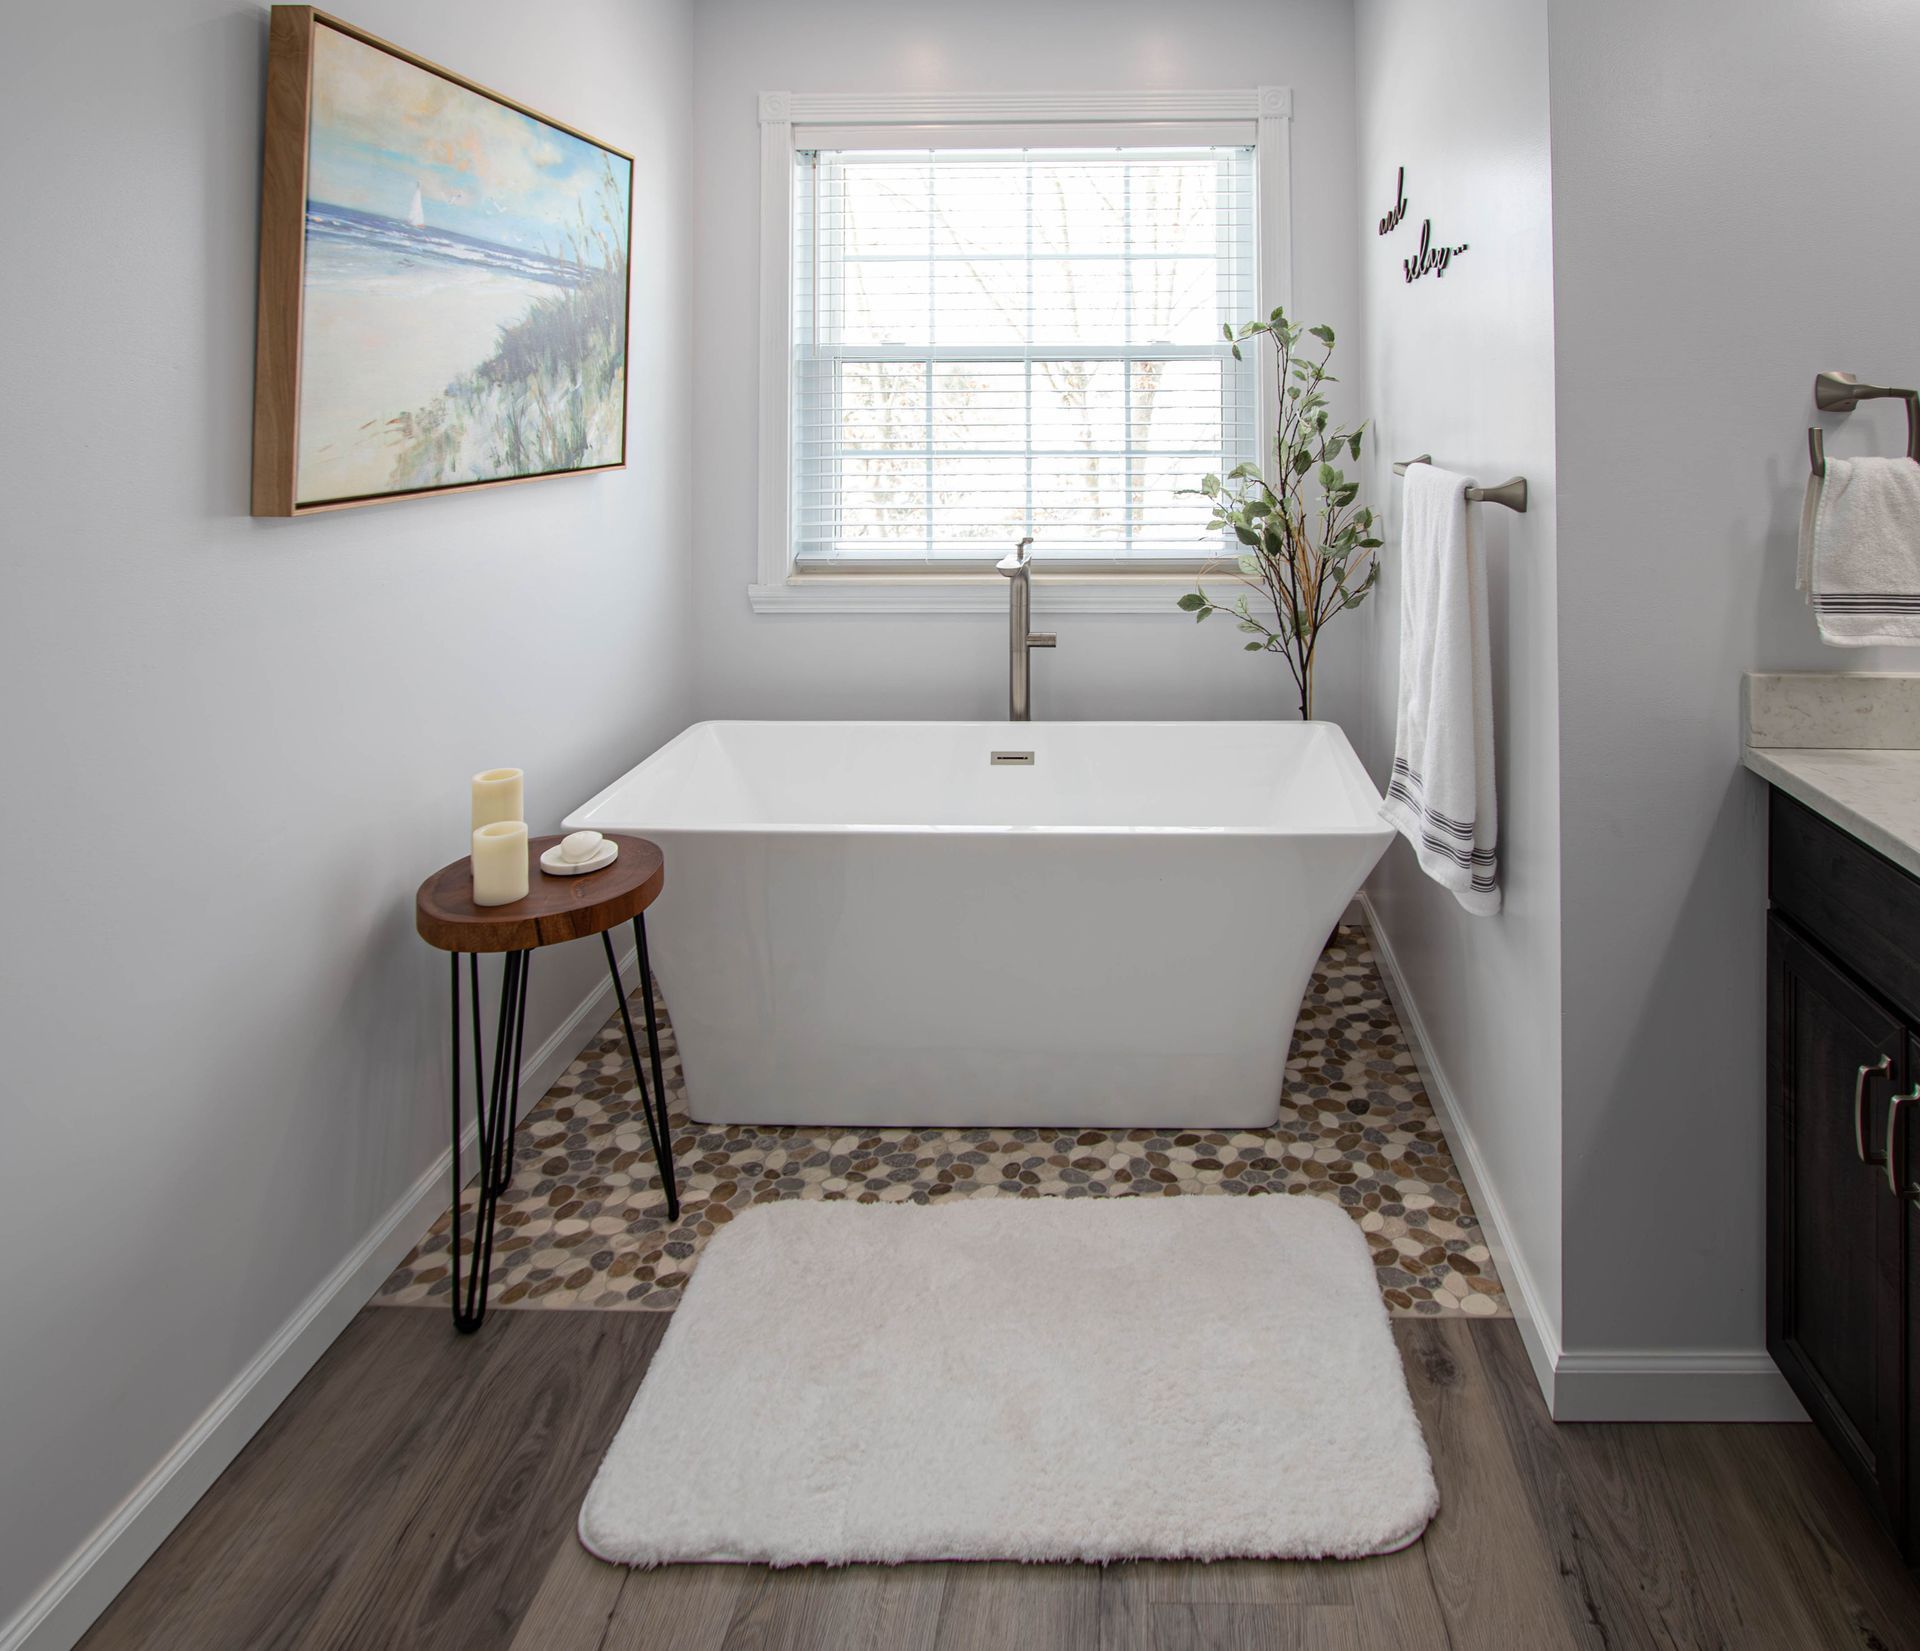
top-left (1798, 455), bottom-right (1920, 646)
top-left (1381, 463), bottom-right (1499, 916)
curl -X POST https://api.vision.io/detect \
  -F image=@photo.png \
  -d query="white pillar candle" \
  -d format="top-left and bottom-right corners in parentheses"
top-left (471, 821), bottom-right (529, 907)
top-left (471, 768), bottom-right (524, 831)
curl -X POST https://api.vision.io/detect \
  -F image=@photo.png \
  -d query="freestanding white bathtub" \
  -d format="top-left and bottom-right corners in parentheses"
top-left (565, 721), bottom-right (1392, 1129)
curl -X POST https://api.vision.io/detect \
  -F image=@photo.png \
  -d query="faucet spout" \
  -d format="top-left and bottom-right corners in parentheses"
top-left (997, 538), bottom-right (1050, 720)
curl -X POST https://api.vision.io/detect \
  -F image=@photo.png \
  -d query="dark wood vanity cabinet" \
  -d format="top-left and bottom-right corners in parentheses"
top-left (1767, 789), bottom-right (1920, 1559)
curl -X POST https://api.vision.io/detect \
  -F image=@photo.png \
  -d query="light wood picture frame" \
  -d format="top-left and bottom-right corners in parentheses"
top-left (252, 7), bottom-right (633, 516)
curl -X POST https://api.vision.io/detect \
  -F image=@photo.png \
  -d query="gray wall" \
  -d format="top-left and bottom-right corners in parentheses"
top-left (0, 0), bottom-right (692, 1634)
top-left (1548, 0), bottom-right (1920, 1356)
top-left (688, 0), bottom-right (1363, 726)
top-left (1353, 1), bottom-right (1562, 1347)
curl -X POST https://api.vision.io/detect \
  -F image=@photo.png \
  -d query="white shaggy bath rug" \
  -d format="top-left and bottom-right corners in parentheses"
top-left (578, 1195), bottom-right (1438, 1567)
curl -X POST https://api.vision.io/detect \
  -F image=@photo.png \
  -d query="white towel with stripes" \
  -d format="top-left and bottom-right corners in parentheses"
top-left (1797, 456), bottom-right (1920, 646)
top-left (1381, 463), bottom-right (1499, 915)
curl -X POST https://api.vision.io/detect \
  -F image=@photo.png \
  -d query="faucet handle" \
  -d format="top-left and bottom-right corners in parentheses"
top-left (996, 536), bottom-right (1035, 576)
top-left (1027, 633), bottom-right (1057, 648)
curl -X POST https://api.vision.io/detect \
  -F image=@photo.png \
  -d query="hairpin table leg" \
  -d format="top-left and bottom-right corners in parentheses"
top-left (447, 948), bottom-right (532, 1334)
top-left (603, 926), bottom-right (681, 1222)
top-left (633, 915), bottom-right (675, 1192)
top-left (489, 949), bottom-right (532, 1196)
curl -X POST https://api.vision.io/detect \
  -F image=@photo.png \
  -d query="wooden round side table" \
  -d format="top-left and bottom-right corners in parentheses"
top-left (416, 834), bottom-right (679, 1332)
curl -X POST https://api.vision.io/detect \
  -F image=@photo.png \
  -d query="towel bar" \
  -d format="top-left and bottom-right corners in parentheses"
top-left (1808, 371), bottom-right (1920, 477)
top-left (1391, 455), bottom-right (1528, 514)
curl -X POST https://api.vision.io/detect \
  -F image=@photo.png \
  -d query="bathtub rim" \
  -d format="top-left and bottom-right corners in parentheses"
top-left (564, 718), bottom-right (1393, 842)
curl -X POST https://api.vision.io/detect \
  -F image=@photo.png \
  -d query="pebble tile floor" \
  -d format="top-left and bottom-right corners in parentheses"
top-left (379, 925), bottom-right (1507, 1318)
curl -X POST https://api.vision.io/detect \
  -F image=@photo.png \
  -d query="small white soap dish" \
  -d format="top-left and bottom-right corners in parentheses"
top-left (540, 830), bottom-right (619, 877)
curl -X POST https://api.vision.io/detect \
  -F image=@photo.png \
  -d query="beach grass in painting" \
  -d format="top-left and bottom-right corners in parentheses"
top-left (294, 23), bottom-right (630, 506)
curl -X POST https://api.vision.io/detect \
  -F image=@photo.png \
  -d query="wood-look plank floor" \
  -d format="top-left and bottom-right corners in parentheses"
top-left (79, 1308), bottom-right (1920, 1651)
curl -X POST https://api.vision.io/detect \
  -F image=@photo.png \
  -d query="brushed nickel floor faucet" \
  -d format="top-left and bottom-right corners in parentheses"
top-left (996, 537), bottom-right (1055, 721)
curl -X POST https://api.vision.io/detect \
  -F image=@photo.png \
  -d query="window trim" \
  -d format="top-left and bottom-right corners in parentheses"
top-left (752, 87), bottom-right (1294, 615)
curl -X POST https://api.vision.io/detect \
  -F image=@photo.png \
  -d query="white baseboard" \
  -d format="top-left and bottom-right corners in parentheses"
top-left (1358, 895), bottom-right (1802, 1424)
top-left (0, 949), bottom-right (635, 1651)
top-left (1357, 894), bottom-right (1564, 1411)
top-left (1551, 1350), bottom-right (1806, 1423)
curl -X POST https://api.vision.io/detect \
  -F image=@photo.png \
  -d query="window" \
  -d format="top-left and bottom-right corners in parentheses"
top-left (748, 93), bottom-right (1290, 610)
top-left (748, 91), bottom-right (1290, 606)
top-left (795, 145), bottom-right (1257, 569)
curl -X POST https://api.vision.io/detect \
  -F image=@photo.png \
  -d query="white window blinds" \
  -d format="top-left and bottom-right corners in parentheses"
top-left (791, 144), bottom-right (1259, 568)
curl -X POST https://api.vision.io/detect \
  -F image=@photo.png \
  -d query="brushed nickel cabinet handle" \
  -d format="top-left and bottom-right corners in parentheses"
top-left (1887, 1085), bottom-right (1920, 1197)
top-left (1855, 1055), bottom-right (1893, 1164)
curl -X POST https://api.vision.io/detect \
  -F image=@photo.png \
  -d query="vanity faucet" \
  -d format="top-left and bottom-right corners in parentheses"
top-left (995, 537), bottom-right (1056, 722)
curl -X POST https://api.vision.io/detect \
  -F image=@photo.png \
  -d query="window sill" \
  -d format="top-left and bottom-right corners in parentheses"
top-left (747, 573), bottom-right (1211, 616)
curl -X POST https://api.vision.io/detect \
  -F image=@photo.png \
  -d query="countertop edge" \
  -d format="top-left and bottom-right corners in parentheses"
top-left (1744, 747), bottom-right (1920, 884)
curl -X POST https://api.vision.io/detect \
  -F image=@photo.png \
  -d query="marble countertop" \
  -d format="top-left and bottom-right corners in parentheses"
top-left (1743, 673), bottom-right (1920, 879)
top-left (1744, 745), bottom-right (1920, 882)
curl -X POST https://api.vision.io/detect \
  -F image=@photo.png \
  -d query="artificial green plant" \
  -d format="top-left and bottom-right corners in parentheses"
top-left (1177, 308), bottom-right (1381, 720)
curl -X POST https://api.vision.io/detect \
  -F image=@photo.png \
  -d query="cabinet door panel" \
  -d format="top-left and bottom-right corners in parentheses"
top-left (1906, 1034), bottom-right (1920, 1559)
top-left (1767, 916), bottom-right (1906, 1544)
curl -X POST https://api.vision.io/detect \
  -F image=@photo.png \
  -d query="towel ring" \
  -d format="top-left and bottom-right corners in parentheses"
top-left (1808, 370), bottom-right (1920, 477)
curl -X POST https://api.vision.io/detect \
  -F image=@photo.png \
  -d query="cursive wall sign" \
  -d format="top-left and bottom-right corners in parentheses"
top-left (1403, 217), bottom-right (1468, 282)
top-left (1378, 166), bottom-right (1469, 280)
top-left (1377, 166), bottom-right (1408, 236)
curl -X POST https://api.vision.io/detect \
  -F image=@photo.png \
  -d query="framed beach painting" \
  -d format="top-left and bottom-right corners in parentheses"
top-left (252, 8), bottom-right (632, 514)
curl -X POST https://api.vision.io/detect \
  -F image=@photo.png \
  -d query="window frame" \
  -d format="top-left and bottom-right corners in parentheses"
top-left (752, 88), bottom-right (1294, 615)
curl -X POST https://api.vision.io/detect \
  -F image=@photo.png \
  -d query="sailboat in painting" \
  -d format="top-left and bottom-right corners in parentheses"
top-left (407, 183), bottom-right (425, 229)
